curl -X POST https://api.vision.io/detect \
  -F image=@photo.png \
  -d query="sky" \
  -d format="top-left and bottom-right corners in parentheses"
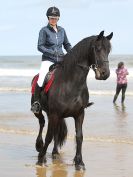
top-left (0, 0), bottom-right (133, 55)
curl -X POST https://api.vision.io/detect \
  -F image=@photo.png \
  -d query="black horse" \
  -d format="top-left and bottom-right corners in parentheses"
top-left (31, 31), bottom-right (113, 170)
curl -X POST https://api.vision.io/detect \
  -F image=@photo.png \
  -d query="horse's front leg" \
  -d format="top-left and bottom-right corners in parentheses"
top-left (37, 119), bottom-right (56, 166)
top-left (74, 110), bottom-right (85, 170)
top-left (34, 111), bottom-right (45, 152)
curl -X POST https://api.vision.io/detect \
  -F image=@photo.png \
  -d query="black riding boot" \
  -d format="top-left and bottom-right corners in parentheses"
top-left (31, 83), bottom-right (42, 114)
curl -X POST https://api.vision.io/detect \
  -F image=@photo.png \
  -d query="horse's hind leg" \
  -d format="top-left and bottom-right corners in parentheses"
top-left (34, 111), bottom-right (45, 152)
top-left (74, 110), bottom-right (85, 170)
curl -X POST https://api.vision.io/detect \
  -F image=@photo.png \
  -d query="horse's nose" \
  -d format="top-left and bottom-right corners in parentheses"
top-left (102, 69), bottom-right (110, 80)
top-left (102, 70), bottom-right (105, 77)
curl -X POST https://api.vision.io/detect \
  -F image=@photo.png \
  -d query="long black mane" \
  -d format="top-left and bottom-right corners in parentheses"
top-left (63, 37), bottom-right (93, 71)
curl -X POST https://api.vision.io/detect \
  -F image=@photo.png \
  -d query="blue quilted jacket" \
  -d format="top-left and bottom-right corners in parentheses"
top-left (38, 24), bottom-right (72, 63)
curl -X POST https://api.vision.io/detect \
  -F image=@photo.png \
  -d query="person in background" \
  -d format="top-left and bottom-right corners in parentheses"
top-left (113, 62), bottom-right (129, 104)
top-left (31, 6), bottom-right (72, 114)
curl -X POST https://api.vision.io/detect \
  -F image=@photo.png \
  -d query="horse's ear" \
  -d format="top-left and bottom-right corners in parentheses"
top-left (97, 31), bottom-right (104, 40)
top-left (106, 32), bottom-right (113, 40)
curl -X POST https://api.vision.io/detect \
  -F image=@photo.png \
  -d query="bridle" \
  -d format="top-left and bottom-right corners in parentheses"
top-left (89, 45), bottom-right (109, 71)
top-left (77, 45), bottom-right (98, 72)
top-left (89, 45), bottom-right (99, 71)
top-left (77, 45), bottom-right (109, 72)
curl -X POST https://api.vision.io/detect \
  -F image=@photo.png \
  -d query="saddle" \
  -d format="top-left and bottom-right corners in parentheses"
top-left (31, 64), bottom-right (56, 94)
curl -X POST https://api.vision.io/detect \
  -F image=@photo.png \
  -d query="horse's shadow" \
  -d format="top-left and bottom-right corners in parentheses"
top-left (35, 155), bottom-right (85, 177)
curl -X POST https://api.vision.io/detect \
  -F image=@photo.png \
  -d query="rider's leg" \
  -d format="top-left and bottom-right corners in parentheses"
top-left (31, 61), bottom-right (53, 113)
top-left (31, 83), bottom-right (42, 114)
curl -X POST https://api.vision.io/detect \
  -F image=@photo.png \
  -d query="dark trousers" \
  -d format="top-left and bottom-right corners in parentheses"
top-left (113, 83), bottom-right (127, 103)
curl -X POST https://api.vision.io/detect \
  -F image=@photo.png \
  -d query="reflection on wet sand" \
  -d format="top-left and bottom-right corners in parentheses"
top-left (36, 159), bottom-right (85, 177)
top-left (113, 103), bottom-right (129, 138)
top-left (113, 103), bottom-right (128, 118)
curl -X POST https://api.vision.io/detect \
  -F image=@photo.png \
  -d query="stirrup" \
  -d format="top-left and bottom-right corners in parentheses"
top-left (31, 101), bottom-right (41, 114)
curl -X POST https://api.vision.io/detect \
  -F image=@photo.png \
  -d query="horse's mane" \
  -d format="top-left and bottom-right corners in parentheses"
top-left (63, 36), bottom-right (95, 68)
top-left (57, 36), bottom-right (96, 80)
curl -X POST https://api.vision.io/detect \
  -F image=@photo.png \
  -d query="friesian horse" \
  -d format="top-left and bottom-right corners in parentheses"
top-left (31, 31), bottom-right (113, 170)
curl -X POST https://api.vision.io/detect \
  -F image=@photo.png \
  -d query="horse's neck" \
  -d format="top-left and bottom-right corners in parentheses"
top-left (68, 64), bottom-right (89, 86)
top-left (61, 43), bottom-right (91, 83)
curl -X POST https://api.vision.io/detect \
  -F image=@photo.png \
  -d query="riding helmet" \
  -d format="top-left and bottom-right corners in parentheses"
top-left (46, 7), bottom-right (60, 17)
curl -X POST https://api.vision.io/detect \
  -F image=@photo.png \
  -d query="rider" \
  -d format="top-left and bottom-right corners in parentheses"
top-left (31, 6), bottom-right (72, 113)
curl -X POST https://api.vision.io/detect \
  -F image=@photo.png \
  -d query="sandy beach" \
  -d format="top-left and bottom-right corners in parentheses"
top-left (0, 92), bottom-right (133, 177)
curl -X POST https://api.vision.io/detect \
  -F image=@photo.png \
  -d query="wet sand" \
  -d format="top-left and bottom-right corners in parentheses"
top-left (0, 93), bottom-right (133, 177)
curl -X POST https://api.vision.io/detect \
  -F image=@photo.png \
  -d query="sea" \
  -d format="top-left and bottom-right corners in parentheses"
top-left (0, 55), bottom-right (133, 95)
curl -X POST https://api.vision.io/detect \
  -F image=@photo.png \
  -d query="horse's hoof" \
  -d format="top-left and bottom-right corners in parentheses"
top-left (36, 161), bottom-right (43, 166)
top-left (74, 160), bottom-right (86, 171)
top-left (75, 164), bottom-right (86, 171)
top-left (52, 153), bottom-right (60, 160)
top-left (36, 156), bottom-right (46, 166)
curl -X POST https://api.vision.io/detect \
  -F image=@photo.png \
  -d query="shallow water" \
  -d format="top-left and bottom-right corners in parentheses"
top-left (0, 55), bottom-right (133, 95)
top-left (0, 93), bottom-right (133, 177)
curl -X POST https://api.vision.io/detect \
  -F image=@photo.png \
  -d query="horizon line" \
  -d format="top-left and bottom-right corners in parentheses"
top-left (0, 54), bottom-right (133, 57)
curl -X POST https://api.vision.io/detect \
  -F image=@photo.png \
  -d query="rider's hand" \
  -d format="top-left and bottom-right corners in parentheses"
top-left (53, 49), bottom-right (64, 57)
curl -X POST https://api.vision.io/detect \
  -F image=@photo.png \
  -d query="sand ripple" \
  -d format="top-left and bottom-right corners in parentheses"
top-left (1, 127), bottom-right (133, 145)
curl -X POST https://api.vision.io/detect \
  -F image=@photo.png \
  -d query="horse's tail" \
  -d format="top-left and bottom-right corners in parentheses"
top-left (56, 119), bottom-right (68, 148)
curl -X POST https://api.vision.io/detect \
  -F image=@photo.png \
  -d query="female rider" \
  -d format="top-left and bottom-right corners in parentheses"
top-left (31, 6), bottom-right (72, 113)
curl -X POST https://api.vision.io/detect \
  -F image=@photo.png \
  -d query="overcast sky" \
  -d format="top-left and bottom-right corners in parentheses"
top-left (0, 0), bottom-right (132, 55)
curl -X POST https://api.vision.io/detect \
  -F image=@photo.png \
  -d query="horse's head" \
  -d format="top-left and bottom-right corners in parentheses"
top-left (91, 31), bottom-right (113, 80)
